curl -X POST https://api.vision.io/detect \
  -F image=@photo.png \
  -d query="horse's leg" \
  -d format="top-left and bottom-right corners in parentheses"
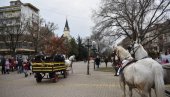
top-left (141, 92), bottom-right (148, 97)
top-left (141, 88), bottom-right (150, 97)
top-left (122, 84), bottom-right (126, 97)
top-left (120, 75), bottom-right (126, 97)
top-left (153, 88), bottom-right (157, 97)
top-left (71, 61), bottom-right (73, 74)
top-left (128, 86), bottom-right (133, 97)
top-left (149, 89), bottom-right (151, 97)
top-left (122, 81), bottom-right (126, 97)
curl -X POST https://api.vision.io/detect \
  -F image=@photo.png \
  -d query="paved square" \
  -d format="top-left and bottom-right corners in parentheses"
top-left (0, 61), bottom-right (169, 97)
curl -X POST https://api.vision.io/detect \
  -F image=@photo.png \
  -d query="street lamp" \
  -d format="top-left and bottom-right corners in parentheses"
top-left (85, 39), bottom-right (92, 75)
top-left (92, 41), bottom-right (97, 70)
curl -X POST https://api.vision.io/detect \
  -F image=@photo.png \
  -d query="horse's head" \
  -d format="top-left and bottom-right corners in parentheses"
top-left (69, 55), bottom-right (75, 61)
top-left (113, 45), bottom-right (133, 61)
top-left (131, 42), bottom-right (148, 60)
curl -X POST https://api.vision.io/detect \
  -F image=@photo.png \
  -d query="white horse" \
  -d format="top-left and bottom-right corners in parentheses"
top-left (113, 45), bottom-right (165, 97)
top-left (65, 55), bottom-right (75, 73)
top-left (131, 42), bottom-right (170, 85)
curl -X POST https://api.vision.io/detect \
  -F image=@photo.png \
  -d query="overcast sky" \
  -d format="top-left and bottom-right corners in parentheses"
top-left (0, 0), bottom-right (100, 39)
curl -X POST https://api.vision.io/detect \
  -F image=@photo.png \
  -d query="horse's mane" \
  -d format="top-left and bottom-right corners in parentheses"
top-left (135, 44), bottom-right (148, 60)
top-left (116, 46), bottom-right (133, 61)
top-left (139, 44), bottom-right (148, 55)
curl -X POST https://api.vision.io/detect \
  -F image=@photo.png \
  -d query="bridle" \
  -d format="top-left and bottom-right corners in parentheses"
top-left (131, 43), bottom-right (140, 58)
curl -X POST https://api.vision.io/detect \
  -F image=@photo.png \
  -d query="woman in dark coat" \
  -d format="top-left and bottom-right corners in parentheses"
top-left (104, 57), bottom-right (108, 68)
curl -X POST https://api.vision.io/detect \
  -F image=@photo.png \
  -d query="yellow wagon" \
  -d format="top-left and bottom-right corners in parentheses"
top-left (32, 54), bottom-right (68, 83)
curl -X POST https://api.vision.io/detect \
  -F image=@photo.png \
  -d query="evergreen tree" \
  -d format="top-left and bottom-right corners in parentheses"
top-left (77, 36), bottom-right (88, 60)
top-left (68, 38), bottom-right (78, 58)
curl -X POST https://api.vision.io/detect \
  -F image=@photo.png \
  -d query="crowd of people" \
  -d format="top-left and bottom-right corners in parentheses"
top-left (154, 51), bottom-right (170, 64)
top-left (92, 53), bottom-right (121, 76)
top-left (2, 50), bottom-right (169, 78)
top-left (1, 56), bottom-right (32, 77)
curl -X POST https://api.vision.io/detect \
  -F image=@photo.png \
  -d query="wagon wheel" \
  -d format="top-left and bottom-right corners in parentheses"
top-left (36, 73), bottom-right (42, 83)
top-left (52, 73), bottom-right (58, 83)
top-left (165, 90), bottom-right (170, 97)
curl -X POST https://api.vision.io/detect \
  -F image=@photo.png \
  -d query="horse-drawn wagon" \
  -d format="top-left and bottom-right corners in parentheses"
top-left (32, 54), bottom-right (68, 83)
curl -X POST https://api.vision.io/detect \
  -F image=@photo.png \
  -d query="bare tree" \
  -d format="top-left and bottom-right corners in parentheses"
top-left (0, 14), bottom-right (28, 56)
top-left (27, 18), bottom-right (57, 53)
top-left (92, 0), bottom-right (170, 45)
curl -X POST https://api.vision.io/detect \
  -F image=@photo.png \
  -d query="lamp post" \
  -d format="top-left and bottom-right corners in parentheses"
top-left (85, 39), bottom-right (92, 75)
top-left (92, 41), bottom-right (97, 70)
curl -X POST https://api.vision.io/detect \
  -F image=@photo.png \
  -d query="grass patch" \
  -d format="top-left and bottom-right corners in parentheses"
top-left (95, 67), bottom-right (115, 72)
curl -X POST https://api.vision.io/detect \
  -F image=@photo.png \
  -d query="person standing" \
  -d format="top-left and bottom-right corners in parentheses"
top-left (5, 58), bottom-right (10, 74)
top-left (95, 56), bottom-right (101, 68)
top-left (23, 59), bottom-right (29, 77)
top-left (17, 58), bottom-right (23, 74)
top-left (10, 57), bottom-right (15, 72)
top-left (104, 57), bottom-right (108, 68)
top-left (1, 56), bottom-right (6, 74)
top-left (14, 58), bottom-right (18, 70)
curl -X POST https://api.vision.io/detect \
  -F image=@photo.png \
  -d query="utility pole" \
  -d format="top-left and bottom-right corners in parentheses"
top-left (86, 39), bottom-right (91, 75)
top-left (92, 41), bottom-right (97, 70)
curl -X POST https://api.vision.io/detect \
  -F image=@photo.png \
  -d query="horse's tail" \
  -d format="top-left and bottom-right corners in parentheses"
top-left (153, 64), bottom-right (165, 97)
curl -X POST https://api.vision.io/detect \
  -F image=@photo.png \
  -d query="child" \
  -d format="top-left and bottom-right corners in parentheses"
top-left (23, 59), bottom-right (29, 77)
top-left (5, 59), bottom-right (10, 74)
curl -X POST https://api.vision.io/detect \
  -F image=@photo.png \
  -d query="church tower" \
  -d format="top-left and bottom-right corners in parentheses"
top-left (63, 19), bottom-right (71, 40)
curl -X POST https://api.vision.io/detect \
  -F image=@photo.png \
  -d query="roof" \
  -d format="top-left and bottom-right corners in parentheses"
top-left (64, 19), bottom-right (70, 31)
top-left (0, 1), bottom-right (39, 13)
top-left (23, 3), bottom-right (39, 12)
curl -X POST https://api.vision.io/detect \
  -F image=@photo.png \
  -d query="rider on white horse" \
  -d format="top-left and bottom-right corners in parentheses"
top-left (113, 45), bottom-right (134, 75)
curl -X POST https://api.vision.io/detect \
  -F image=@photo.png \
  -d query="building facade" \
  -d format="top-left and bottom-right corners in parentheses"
top-left (0, 0), bottom-right (39, 58)
top-left (144, 20), bottom-right (170, 54)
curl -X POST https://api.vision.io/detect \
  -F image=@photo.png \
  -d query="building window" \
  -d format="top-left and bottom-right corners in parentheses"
top-left (10, 2), bottom-right (15, 6)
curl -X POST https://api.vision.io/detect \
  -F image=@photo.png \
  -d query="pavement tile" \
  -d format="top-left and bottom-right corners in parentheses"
top-left (0, 61), bottom-right (169, 97)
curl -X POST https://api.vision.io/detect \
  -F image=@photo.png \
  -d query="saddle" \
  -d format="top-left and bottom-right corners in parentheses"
top-left (120, 59), bottom-right (137, 74)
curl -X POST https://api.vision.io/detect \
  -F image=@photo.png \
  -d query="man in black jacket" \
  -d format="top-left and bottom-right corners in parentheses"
top-left (95, 56), bottom-right (100, 68)
top-left (1, 56), bottom-right (6, 74)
